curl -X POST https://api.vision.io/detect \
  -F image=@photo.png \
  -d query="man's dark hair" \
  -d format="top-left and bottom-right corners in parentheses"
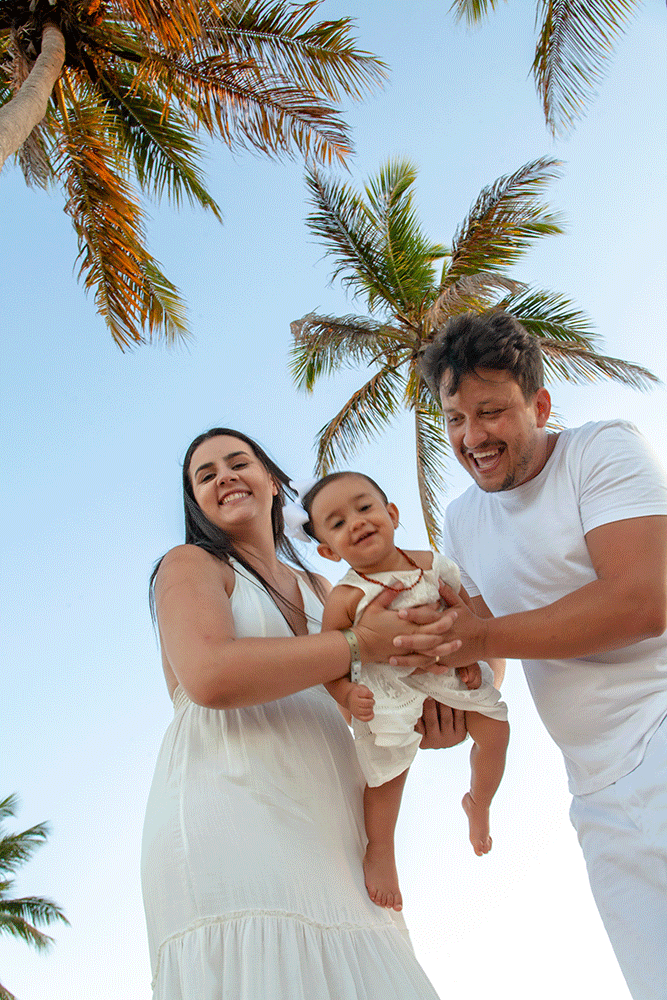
top-left (420, 311), bottom-right (544, 401)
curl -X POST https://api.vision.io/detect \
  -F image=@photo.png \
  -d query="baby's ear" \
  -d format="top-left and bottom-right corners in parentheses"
top-left (387, 502), bottom-right (400, 527)
top-left (317, 543), bottom-right (341, 563)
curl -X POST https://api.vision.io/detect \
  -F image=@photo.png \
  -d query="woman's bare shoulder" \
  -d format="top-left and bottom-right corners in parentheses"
top-left (156, 544), bottom-right (235, 593)
top-left (293, 567), bottom-right (332, 598)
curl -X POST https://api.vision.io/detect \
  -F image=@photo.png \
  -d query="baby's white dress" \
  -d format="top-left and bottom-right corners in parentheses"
top-left (141, 559), bottom-right (441, 999)
top-left (340, 552), bottom-right (508, 787)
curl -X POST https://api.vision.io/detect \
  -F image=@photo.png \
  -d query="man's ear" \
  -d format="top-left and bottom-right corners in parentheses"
top-left (387, 502), bottom-right (400, 528)
top-left (535, 387), bottom-right (551, 427)
top-left (317, 543), bottom-right (341, 563)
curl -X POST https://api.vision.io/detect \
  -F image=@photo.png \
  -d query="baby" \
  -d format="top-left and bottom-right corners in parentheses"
top-left (302, 472), bottom-right (510, 912)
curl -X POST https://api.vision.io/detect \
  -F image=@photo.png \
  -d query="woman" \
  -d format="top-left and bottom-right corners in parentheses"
top-left (141, 428), bottom-right (461, 998)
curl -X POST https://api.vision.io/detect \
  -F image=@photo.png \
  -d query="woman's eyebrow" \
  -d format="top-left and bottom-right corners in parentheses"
top-left (193, 451), bottom-right (248, 479)
top-left (193, 461), bottom-right (215, 479)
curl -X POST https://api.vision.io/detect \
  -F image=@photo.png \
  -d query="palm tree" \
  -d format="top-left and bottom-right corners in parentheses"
top-left (0, 1), bottom-right (385, 348)
top-left (290, 157), bottom-right (656, 545)
top-left (0, 794), bottom-right (69, 1000)
top-left (450, 0), bottom-right (642, 136)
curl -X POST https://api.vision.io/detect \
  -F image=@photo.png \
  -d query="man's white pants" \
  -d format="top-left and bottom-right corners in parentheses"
top-left (569, 716), bottom-right (667, 1000)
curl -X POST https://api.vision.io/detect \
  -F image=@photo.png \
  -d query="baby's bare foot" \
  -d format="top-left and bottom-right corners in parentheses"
top-left (462, 792), bottom-right (492, 856)
top-left (363, 842), bottom-right (403, 911)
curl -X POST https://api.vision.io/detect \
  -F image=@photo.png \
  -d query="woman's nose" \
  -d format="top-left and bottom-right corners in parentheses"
top-left (217, 468), bottom-right (238, 485)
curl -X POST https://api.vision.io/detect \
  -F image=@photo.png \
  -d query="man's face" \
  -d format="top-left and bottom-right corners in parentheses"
top-left (440, 368), bottom-right (551, 492)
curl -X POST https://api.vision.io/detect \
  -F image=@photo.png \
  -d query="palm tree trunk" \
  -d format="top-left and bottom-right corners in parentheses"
top-left (0, 23), bottom-right (65, 171)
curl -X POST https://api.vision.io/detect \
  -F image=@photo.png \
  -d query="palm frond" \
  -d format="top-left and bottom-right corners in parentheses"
top-left (361, 158), bottom-right (448, 314)
top-left (424, 271), bottom-right (525, 334)
top-left (0, 912), bottom-right (54, 951)
top-left (0, 897), bottom-right (69, 930)
top-left (304, 165), bottom-right (403, 306)
top-left (539, 339), bottom-right (659, 391)
top-left (0, 979), bottom-right (17, 1000)
top-left (449, 0), bottom-right (504, 25)
top-left (146, 50), bottom-right (356, 163)
top-left (313, 364), bottom-right (407, 474)
top-left (0, 824), bottom-right (49, 876)
top-left (53, 78), bottom-right (188, 348)
top-left (290, 312), bottom-right (410, 391)
top-left (0, 797), bottom-right (18, 823)
top-left (115, 0), bottom-right (205, 51)
top-left (533, 0), bottom-right (641, 136)
top-left (206, 0), bottom-right (387, 103)
top-left (447, 156), bottom-right (563, 280)
top-left (85, 64), bottom-right (222, 217)
top-left (406, 369), bottom-right (450, 547)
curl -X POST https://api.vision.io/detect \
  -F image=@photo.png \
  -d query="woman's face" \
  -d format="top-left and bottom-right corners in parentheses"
top-left (188, 435), bottom-right (278, 534)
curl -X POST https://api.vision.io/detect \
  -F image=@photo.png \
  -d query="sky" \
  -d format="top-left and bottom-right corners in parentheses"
top-left (1, 3), bottom-right (665, 999)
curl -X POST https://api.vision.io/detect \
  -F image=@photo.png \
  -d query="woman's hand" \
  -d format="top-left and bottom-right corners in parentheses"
top-left (391, 582), bottom-right (489, 671)
top-left (415, 698), bottom-right (467, 748)
top-left (354, 588), bottom-right (461, 669)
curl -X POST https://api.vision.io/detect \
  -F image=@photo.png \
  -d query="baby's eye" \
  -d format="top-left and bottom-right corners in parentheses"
top-left (359, 504), bottom-right (371, 511)
top-left (332, 520), bottom-right (344, 529)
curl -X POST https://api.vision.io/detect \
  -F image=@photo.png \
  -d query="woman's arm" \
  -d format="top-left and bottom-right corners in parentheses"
top-left (155, 545), bottom-right (416, 709)
top-left (321, 585), bottom-right (375, 723)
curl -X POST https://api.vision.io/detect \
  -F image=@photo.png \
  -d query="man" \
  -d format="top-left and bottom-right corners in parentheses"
top-left (400, 311), bottom-right (667, 1000)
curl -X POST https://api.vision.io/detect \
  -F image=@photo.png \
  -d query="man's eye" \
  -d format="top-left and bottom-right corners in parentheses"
top-left (481, 409), bottom-right (502, 417)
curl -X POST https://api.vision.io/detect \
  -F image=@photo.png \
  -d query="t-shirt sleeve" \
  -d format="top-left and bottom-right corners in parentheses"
top-left (432, 551), bottom-right (461, 593)
top-left (441, 507), bottom-right (480, 598)
top-left (576, 421), bottom-right (667, 535)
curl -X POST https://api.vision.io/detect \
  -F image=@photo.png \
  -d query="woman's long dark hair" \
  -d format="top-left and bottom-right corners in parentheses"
top-left (149, 428), bottom-right (325, 623)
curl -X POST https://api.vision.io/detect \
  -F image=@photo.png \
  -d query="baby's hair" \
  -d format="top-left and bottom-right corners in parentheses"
top-left (302, 472), bottom-right (389, 541)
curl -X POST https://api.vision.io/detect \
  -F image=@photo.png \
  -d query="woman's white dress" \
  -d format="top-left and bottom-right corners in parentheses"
top-left (141, 560), bottom-right (440, 999)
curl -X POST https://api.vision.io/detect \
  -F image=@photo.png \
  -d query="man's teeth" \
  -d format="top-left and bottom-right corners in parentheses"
top-left (472, 448), bottom-right (499, 458)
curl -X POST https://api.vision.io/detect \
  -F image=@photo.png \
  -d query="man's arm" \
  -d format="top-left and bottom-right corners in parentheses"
top-left (394, 515), bottom-right (667, 669)
top-left (469, 595), bottom-right (506, 687)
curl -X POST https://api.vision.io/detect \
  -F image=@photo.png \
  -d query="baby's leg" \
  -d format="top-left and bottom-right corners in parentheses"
top-left (462, 713), bottom-right (509, 856)
top-left (363, 769), bottom-right (409, 911)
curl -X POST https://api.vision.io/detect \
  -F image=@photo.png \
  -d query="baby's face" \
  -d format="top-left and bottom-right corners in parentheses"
top-left (309, 474), bottom-right (399, 571)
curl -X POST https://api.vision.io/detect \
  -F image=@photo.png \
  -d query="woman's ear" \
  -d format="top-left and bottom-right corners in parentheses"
top-left (317, 543), bottom-right (341, 563)
top-left (387, 502), bottom-right (400, 528)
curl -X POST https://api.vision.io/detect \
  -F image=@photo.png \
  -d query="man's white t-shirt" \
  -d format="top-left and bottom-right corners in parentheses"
top-left (442, 420), bottom-right (667, 795)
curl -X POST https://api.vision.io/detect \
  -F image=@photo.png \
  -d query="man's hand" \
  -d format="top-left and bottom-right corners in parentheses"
top-left (415, 698), bottom-right (467, 748)
top-left (356, 587), bottom-right (463, 671)
top-left (391, 582), bottom-right (488, 671)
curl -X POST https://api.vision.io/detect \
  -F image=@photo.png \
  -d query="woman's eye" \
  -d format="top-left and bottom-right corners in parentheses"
top-left (201, 473), bottom-right (214, 483)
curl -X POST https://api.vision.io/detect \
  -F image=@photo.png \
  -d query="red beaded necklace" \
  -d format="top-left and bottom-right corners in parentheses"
top-left (356, 548), bottom-right (424, 593)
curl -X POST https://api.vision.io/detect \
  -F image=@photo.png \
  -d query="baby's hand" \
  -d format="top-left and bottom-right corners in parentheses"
top-left (346, 684), bottom-right (375, 722)
top-left (456, 662), bottom-right (482, 690)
